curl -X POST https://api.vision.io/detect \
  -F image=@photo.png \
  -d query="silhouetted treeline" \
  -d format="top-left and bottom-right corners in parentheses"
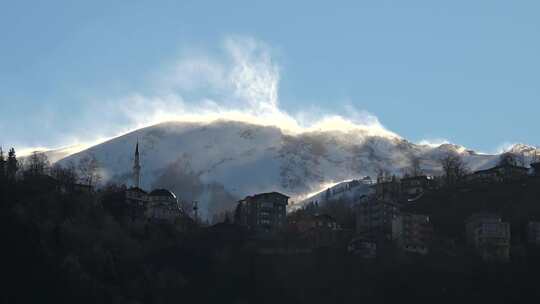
top-left (3, 148), bottom-right (540, 303)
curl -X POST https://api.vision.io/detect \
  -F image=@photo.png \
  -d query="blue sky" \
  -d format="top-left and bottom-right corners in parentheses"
top-left (1, 0), bottom-right (539, 153)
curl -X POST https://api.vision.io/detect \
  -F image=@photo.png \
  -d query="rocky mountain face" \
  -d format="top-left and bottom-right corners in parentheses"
top-left (57, 120), bottom-right (538, 219)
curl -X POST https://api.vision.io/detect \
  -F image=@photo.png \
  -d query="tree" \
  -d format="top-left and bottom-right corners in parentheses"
top-left (325, 188), bottom-right (331, 202)
top-left (51, 161), bottom-right (78, 189)
top-left (377, 167), bottom-right (391, 182)
top-left (405, 155), bottom-right (424, 177)
top-left (6, 148), bottom-right (18, 181)
top-left (439, 152), bottom-right (468, 186)
top-left (0, 147), bottom-right (5, 180)
top-left (23, 151), bottom-right (50, 178)
top-left (78, 154), bottom-right (101, 188)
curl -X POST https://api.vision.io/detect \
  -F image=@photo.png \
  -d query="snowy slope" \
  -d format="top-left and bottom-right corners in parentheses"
top-left (298, 178), bottom-right (376, 209)
top-left (57, 120), bottom-right (538, 219)
top-left (19, 144), bottom-right (87, 164)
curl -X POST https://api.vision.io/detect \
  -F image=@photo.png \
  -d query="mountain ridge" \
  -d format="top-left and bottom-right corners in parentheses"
top-left (55, 120), bottom-right (538, 219)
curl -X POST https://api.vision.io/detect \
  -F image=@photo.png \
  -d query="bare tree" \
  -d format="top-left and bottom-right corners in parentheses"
top-left (51, 160), bottom-right (78, 188)
top-left (439, 152), bottom-right (468, 186)
top-left (78, 154), bottom-right (101, 187)
top-left (23, 151), bottom-right (50, 178)
top-left (376, 167), bottom-right (391, 182)
top-left (405, 155), bottom-right (424, 177)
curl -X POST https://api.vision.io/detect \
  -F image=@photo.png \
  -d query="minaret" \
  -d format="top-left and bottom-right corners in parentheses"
top-left (133, 141), bottom-right (141, 188)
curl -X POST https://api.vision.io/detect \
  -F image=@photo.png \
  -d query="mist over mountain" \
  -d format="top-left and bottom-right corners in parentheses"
top-left (57, 120), bottom-right (537, 219)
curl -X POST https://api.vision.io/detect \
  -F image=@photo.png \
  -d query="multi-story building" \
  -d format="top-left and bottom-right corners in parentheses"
top-left (498, 163), bottom-right (529, 181)
top-left (392, 212), bottom-right (433, 255)
top-left (466, 164), bottom-right (529, 184)
top-left (294, 214), bottom-right (340, 232)
top-left (465, 213), bottom-right (510, 262)
top-left (465, 169), bottom-right (502, 184)
top-left (530, 162), bottom-right (540, 177)
top-left (401, 176), bottom-right (428, 195)
top-left (374, 177), bottom-right (401, 203)
top-left (356, 199), bottom-right (400, 240)
top-left (348, 237), bottom-right (377, 258)
top-left (400, 176), bottom-right (434, 202)
top-left (528, 221), bottom-right (540, 245)
top-left (234, 192), bottom-right (289, 235)
top-left (293, 214), bottom-right (343, 249)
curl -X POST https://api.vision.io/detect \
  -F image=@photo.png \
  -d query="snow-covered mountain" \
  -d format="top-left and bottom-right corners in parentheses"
top-left (297, 178), bottom-right (376, 210)
top-left (56, 120), bottom-right (538, 219)
top-left (23, 145), bottom-right (87, 164)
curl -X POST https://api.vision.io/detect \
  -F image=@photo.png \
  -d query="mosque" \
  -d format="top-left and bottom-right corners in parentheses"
top-left (125, 142), bottom-right (182, 222)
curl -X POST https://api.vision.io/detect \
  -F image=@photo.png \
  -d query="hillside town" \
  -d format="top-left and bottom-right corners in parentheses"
top-left (2, 143), bottom-right (540, 303)
top-left (230, 149), bottom-right (540, 263)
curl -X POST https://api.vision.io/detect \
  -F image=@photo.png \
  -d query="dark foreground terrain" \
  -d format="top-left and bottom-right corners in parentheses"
top-left (3, 174), bottom-right (540, 304)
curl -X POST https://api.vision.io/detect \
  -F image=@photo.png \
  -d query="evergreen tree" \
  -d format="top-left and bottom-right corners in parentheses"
top-left (0, 147), bottom-right (5, 180)
top-left (6, 148), bottom-right (18, 181)
top-left (325, 188), bottom-right (331, 202)
top-left (0, 148), bottom-right (5, 199)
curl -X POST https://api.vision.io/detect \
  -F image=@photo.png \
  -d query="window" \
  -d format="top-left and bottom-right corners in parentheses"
top-left (261, 201), bottom-right (274, 208)
top-left (483, 223), bottom-right (498, 234)
top-left (260, 219), bottom-right (271, 225)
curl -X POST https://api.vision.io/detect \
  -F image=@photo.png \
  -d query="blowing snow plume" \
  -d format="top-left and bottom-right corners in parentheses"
top-left (55, 37), bottom-right (540, 219)
top-left (18, 36), bottom-right (398, 157)
top-left (107, 36), bottom-right (398, 140)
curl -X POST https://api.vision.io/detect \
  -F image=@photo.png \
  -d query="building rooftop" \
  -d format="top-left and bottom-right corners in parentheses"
top-left (401, 175), bottom-right (430, 182)
top-left (473, 163), bottom-right (529, 175)
top-left (242, 191), bottom-right (290, 200)
top-left (127, 186), bottom-right (147, 194)
top-left (313, 214), bottom-right (336, 221)
top-left (149, 188), bottom-right (177, 199)
top-left (466, 212), bottom-right (502, 223)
